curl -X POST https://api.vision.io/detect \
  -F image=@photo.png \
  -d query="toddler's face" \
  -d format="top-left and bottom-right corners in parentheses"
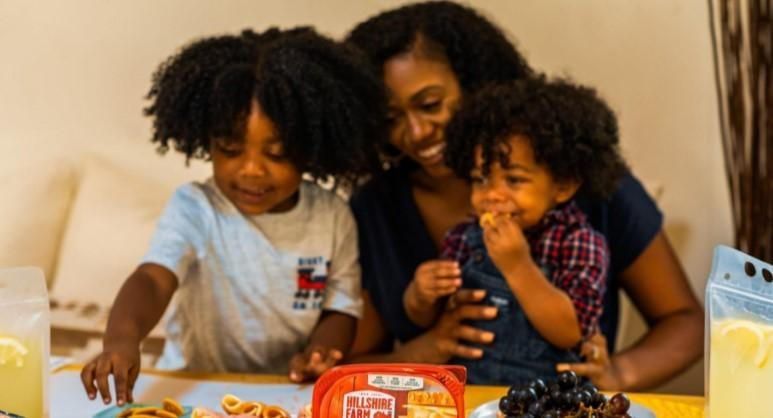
top-left (470, 135), bottom-right (578, 229)
top-left (211, 101), bottom-right (302, 216)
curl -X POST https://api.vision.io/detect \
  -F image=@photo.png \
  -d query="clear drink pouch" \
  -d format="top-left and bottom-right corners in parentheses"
top-left (0, 267), bottom-right (50, 418)
top-left (705, 245), bottom-right (773, 417)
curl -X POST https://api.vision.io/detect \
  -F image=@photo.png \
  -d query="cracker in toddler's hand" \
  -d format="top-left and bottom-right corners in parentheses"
top-left (479, 212), bottom-right (495, 228)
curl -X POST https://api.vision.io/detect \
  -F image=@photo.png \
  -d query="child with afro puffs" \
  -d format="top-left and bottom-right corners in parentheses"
top-left (81, 27), bottom-right (387, 404)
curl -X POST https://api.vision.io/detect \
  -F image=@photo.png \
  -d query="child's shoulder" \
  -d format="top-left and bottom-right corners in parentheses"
top-left (300, 180), bottom-right (351, 214)
top-left (557, 202), bottom-right (608, 250)
top-left (166, 179), bottom-right (226, 214)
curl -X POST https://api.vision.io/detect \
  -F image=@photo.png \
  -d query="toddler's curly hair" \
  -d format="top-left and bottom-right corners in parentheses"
top-left (445, 76), bottom-right (628, 199)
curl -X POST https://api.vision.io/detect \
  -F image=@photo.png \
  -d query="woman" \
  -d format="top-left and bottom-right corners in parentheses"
top-left (345, 1), bottom-right (702, 391)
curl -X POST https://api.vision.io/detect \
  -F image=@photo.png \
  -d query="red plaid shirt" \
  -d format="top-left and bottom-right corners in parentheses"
top-left (441, 201), bottom-right (608, 337)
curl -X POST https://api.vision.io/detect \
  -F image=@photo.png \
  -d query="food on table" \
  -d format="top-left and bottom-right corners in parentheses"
top-left (192, 394), bottom-right (290, 418)
top-left (115, 398), bottom-right (186, 418)
top-left (163, 398), bottom-right (186, 416)
top-left (406, 391), bottom-right (457, 417)
top-left (312, 364), bottom-right (466, 418)
top-left (497, 371), bottom-right (631, 417)
top-left (298, 404), bottom-right (312, 418)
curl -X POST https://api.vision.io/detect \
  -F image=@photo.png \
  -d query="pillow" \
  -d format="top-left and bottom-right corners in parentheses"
top-left (0, 156), bottom-right (76, 284)
top-left (51, 154), bottom-right (207, 309)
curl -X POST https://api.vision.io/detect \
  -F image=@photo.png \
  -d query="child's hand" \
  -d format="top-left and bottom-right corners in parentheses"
top-left (288, 346), bottom-right (343, 383)
top-left (409, 260), bottom-right (462, 305)
top-left (80, 339), bottom-right (141, 406)
top-left (482, 214), bottom-right (532, 274)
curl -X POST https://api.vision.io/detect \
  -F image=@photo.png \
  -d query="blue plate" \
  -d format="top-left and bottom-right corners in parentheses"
top-left (93, 404), bottom-right (193, 418)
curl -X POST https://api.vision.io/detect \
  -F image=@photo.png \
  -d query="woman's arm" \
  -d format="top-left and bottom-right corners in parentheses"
top-left (348, 289), bottom-right (497, 364)
top-left (349, 291), bottom-right (391, 358)
top-left (612, 231), bottom-right (704, 390)
top-left (558, 232), bottom-right (703, 391)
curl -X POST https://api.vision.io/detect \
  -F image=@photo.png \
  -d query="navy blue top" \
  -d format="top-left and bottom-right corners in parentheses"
top-left (350, 163), bottom-right (662, 352)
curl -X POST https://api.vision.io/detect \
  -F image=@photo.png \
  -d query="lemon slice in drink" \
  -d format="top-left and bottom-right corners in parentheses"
top-left (719, 320), bottom-right (773, 368)
top-left (0, 337), bottom-right (29, 367)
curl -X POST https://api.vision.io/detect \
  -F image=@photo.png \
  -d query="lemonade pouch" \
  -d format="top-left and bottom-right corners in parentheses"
top-left (0, 267), bottom-right (50, 418)
top-left (706, 245), bottom-right (773, 418)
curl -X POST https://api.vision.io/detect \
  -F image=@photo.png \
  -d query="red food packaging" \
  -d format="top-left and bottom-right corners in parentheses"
top-left (312, 364), bottom-right (466, 418)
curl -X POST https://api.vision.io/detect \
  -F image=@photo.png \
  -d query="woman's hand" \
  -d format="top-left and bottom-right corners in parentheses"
top-left (556, 333), bottom-right (626, 391)
top-left (394, 289), bottom-right (498, 363)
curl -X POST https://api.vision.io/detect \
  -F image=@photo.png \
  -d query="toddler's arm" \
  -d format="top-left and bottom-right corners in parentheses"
top-left (80, 263), bottom-right (178, 406)
top-left (403, 260), bottom-right (462, 327)
top-left (484, 215), bottom-right (589, 349)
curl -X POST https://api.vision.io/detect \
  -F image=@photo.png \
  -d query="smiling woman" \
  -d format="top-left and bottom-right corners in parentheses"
top-left (346, 0), bottom-right (703, 391)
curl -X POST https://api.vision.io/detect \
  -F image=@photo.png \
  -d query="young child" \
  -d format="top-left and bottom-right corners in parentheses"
top-left (81, 28), bottom-right (386, 405)
top-left (402, 76), bottom-right (628, 385)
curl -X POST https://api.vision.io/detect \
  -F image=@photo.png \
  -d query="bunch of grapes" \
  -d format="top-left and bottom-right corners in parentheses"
top-left (497, 371), bottom-right (631, 418)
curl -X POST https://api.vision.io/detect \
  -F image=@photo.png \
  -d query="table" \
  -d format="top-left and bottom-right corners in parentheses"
top-left (57, 367), bottom-right (705, 417)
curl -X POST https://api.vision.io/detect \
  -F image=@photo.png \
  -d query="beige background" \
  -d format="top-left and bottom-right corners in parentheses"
top-left (0, 1), bottom-right (733, 394)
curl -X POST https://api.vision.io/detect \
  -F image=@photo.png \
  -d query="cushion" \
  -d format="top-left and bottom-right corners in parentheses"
top-left (51, 152), bottom-right (208, 310)
top-left (0, 156), bottom-right (76, 284)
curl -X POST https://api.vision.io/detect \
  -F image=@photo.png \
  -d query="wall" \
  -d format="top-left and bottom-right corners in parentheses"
top-left (0, 0), bottom-right (733, 394)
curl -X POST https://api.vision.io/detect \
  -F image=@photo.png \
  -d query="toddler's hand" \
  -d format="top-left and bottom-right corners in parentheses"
top-left (80, 339), bottom-right (141, 406)
top-left (482, 214), bottom-right (531, 274)
top-left (410, 260), bottom-right (462, 305)
top-left (288, 346), bottom-right (343, 383)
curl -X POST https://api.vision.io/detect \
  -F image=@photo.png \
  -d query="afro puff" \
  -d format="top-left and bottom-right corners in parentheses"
top-left (444, 76), bottom-right (628, 199)
top-left (144, 27), bottom-right (388, 183)
top-left (345, 1), bottom-right (533, 92)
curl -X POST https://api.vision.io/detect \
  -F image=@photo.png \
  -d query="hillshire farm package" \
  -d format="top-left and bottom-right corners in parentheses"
top-left (312, 364), bottom-right (466, 418)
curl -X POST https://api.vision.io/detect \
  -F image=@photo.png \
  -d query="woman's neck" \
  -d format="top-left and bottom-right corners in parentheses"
top-left (411, 168), bottom-right (471, 204)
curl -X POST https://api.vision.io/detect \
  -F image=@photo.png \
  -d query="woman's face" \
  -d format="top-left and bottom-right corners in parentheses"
top-left (383, 49), bottom-right (462, 178)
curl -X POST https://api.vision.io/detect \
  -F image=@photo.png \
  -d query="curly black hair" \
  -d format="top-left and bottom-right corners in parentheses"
top-left (445, 76), bottom-right (628, 199)
top-left (144, 27), bottom-right (387, 182)
top-left (345, 1), bottom-right (533, 92)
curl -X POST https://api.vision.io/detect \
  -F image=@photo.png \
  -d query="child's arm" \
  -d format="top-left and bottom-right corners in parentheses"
top-left (80, 263), bottom-right (178, 406)
top-left (403, 260), bottom-right (462, 327)
top-left (289, 311), bottom-right (356, 382)
top-left (484, 216), bottom-right (586, 349)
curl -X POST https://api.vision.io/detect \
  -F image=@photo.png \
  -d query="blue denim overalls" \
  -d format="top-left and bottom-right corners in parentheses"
top-left (451, 224), bottom-right (580, 385)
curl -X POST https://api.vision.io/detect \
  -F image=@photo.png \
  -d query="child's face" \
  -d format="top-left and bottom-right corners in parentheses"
top-left (470, 135), bottom-right (579, 229)
top-left (211, 101), bottom-right (302, 216)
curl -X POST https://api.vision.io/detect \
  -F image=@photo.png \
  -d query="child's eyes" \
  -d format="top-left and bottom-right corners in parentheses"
top-left (470, 175), bottom-right (487, 185)
top-left (420, 101), bottom-right (441, 113)
top-left (506, 176), bottom-right (527, 185)
top-left (215, 143), bottom-right (243, 157)
top-left (265, 150), bottom-right (288, 161)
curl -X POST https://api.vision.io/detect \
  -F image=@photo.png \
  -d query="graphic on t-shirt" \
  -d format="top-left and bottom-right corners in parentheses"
top-left (294, 256), bottom-right (329, 310)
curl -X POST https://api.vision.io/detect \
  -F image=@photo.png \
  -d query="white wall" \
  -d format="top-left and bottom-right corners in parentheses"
top-left (0, 0), bottom-right (733, 394)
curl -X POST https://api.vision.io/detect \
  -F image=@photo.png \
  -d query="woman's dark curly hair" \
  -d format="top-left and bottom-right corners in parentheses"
top-left (345, 1), bottom-right (533, 92)
top-left (144, 27), bottom-right (387, 182)
top-left (445, 76), bottom-right (628, 199)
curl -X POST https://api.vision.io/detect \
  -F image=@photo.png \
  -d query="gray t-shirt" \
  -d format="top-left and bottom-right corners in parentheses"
top-left (142, 179), bottom-right (362, 373)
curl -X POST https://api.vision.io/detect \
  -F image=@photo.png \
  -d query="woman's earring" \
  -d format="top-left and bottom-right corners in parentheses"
top-left (379, 144), bottom-right (404, 169)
